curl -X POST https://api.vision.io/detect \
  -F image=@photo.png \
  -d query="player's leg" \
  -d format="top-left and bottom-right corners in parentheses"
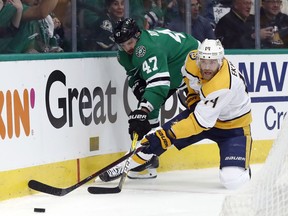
top-left (219, 166), bottom-right (251, 190)
top-left (99, 89), bottom-right (192, 182)
top-left (99, 149), bottom-right (159, 182)
top-left (215, 126), bottom-right (252, 190)
top-left (127, 110), bottom-right (160, 180)
top-left (126, 150), bottom-right (159, 179)
top-left (99, 107), bottom-right (193, 182)
top-left (127, 89), bottom-right (189, 179)
top-left (99, 118), bottom-right (160, 182)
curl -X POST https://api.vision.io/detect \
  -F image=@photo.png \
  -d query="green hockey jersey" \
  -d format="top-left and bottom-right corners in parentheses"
top-left (117, 28), bottom-right (199, 122)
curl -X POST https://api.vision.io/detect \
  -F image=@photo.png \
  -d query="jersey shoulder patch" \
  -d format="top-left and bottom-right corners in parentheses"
top-left (185, 50), bottom-right (200, 77)
top-left (188, 50), bottom-right (198, 60)
top-left (135, 45), bottom-right (146, 58)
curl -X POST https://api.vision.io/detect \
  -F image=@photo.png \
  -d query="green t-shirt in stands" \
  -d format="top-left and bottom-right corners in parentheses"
top-left (0, 4), bottom-right (37, 54)
top-left (0, 3), bottom-right (16, 52)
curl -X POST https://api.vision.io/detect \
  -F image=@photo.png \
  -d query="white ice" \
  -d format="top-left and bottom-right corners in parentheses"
top-left (0, 165), bottom-right (262, 216)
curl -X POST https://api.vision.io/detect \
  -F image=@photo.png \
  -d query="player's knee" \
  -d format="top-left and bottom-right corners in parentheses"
top-left (219, 166), bottom-right (250, 190)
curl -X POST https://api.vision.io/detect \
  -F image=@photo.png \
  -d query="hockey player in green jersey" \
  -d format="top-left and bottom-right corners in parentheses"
top-left (99, 18), bottom-right (200, 182)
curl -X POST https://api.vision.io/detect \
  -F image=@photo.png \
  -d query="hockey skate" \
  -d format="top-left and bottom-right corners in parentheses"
top-left (127, 155), bottom-right (159, 179)
top-left (99, 155), bottom-right (159, 182)
top-left (98, 162), bottom-right (124, 182)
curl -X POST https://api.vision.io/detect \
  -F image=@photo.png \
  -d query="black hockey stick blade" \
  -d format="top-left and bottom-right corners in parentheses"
top-left (87, 185), bottom-right (121, 194)
top-left (87, 171), bottom-right (129, 194)
top-left (28, 178), bottom-right (92, 196)
top-left (88, 133), bottom-right (139, 194)
top-left (28, 180), bottom-right (71, 196)
top-left (28, 145), bottom-right (144, 196)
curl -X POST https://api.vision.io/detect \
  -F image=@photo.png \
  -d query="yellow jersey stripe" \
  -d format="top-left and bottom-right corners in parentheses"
top-left (215, 111), bottom-right (252, 129)
top-left (171, 112), bottom-right (207, 139)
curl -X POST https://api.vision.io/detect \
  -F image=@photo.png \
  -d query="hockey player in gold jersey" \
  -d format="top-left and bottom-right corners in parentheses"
top-left (140, 39), bottom-right (253, 190)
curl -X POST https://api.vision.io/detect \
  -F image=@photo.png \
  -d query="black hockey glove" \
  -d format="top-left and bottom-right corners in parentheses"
top-left (128, 110), bottom-right (151, 140)
top-left (132, 79), bottom-right (146, 101)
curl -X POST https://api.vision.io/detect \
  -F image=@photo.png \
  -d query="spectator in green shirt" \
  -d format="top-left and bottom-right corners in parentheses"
top-left (0, 0), bottom-right (58, 53)
top-left (0, 0), bottom-right (23, 38)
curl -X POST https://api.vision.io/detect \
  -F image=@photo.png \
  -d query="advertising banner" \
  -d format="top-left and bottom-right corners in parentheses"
top-left (0, 54), bottom-right (287, 171)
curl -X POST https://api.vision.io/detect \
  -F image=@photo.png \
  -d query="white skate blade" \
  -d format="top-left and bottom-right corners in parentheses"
top-left (127, 168), bottom-right (157, 179)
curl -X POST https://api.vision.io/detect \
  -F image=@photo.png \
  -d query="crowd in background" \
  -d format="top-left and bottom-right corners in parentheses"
top-left (0, 0), bottom-right (63, 53)
top-left (0, 0), bottom-right (288, 53)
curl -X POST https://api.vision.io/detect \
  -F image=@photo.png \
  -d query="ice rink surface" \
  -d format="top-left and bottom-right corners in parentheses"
top-left (0, 165), bottom-right (262, 216)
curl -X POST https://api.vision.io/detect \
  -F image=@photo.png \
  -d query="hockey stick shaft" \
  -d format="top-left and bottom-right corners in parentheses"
top-left (28, 143), bottom-right (144, 196)
top-left (88, 133), bottom-right (139, 194)
top-left (116, 133), bottom-right (139, 190)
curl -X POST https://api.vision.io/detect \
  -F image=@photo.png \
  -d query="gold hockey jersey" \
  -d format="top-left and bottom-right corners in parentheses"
top-left (171, 51), bottom-right (252, 139)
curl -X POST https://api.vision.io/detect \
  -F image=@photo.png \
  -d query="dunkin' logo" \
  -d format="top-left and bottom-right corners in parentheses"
top-left (0, 88), bottom-right (35, 139)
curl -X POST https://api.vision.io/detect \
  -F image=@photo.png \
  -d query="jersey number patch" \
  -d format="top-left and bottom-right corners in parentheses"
top-left (204, 97), bottom-right (219, 108)
top-left (142, 56), bottom-right (158, 74)
top-left (142, 29), bottom-right (186, 74)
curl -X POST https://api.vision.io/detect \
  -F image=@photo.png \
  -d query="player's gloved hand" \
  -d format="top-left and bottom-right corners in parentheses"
top-left (132, 79), bottom-right (146, 101)
top-left (140, 128), bottom-right (175, 156)
top-left (128, 110), bottom-right (151, 140)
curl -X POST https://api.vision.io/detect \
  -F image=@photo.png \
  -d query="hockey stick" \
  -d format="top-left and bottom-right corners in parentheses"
top-left (28, 142), bottom-right (144, 196)
top-left (87, 133), bottom-right (139, 194)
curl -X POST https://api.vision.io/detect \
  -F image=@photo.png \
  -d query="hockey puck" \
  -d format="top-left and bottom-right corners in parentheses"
top-left (34, 208), bottom-right (45, 213)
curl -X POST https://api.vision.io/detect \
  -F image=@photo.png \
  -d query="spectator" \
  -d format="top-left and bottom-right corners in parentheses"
top-left (21, 0), bottom-right (58, 21)
top-left (218, 0), bottom-right (233, 7)
top-left (215, 0), bottom-right (274, 49)
top-left (165, 0), bottom-right (184, 31)
top-left (77, 0), bottom-right (104, 30)
top-left (21, 0), bottom-right (56, 52)
top-left (0, 0), bottom-right (59, 53)
top-left (130, 0), bottom-right (165, 30)
top-left (260, 0), bottom-right (288, 48)
top-left (167, 0), bottom-right (216, 42)
top-left (18, 0), bottom-right (63, 53)
top-left (0, 0), bottom-right (23, 38)
top-left (199, 0), bottom-right (216, 28)
top-left (92, 0), bottom-right (124, 51)
top-left (51, 14), bottom-right (65, 50)
top-left (35, 13), bottom-right (64, 52)
top-left (165, 0), bottom-right (179, 23)
top-left (282, 0), bottom-right (288, 15)
top-left (75, 0), bottom-right (105, 50)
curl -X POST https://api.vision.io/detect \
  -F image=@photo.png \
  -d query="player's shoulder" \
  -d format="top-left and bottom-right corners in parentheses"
top-left (117, 50), bottom-right (131, 65)
top-left (133, 42), bottom-right (149, 59)
top-left (117, 50), bottom-right (125, 61)
top-left (184, 50), bottom-right (198, 74)
top-left (186, 50), bottom-right (198, 62)
top-left (136, 30), bottom-right (156, 49)
top-left (132, 32), bottom-right (160, 61)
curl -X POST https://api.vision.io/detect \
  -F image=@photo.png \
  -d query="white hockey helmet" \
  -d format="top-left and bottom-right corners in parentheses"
top-left (197, 39), bottom-right (224, 67)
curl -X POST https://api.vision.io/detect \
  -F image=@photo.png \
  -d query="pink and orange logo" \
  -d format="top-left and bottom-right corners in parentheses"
top-left (0, 88), bottom-right (35, 139)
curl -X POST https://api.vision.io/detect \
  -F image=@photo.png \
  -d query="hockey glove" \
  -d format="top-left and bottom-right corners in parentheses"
top-left (141, 128), bottom-right (175, 156)
top-left (132, 79), bottom-right (146, 101)
top-left (128, 110), bottom-right (151, 140)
